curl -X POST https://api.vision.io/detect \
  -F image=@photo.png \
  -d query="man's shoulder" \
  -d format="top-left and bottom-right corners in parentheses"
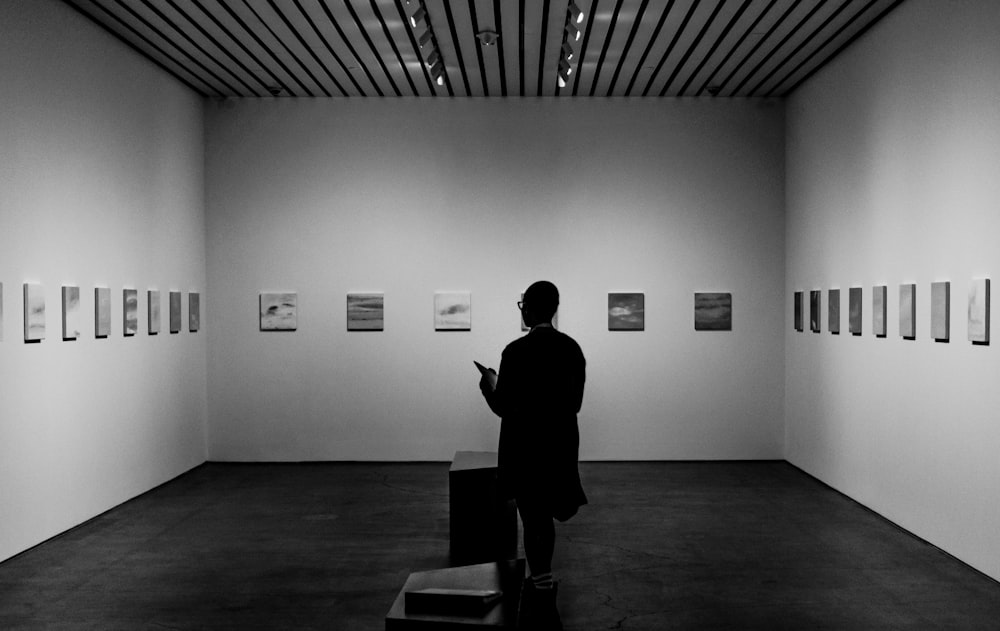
top-left (506, 328), bottom-right (583, 355)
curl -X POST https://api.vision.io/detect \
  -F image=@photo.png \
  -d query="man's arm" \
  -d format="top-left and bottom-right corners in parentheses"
top-left (569, 348), bottom-right (586, 414)
top-left (480, 352), bottom-right (510, 418)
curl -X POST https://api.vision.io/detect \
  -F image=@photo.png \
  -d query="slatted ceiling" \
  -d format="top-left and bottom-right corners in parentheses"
top-left (486, 0), bottom-right (508, 97)
top-left (305, 1), bottom-right (376, 95)
top-left (261, 2), bottom-right (334, 95)
top-left (379, 1), bottom-right (427, 95)
top-left (218, 1), bottom-right (308, 95)
top-left (488, 0), bottom-right (508, 96)
top-left (519, 0), bottom-right (542, 95)
top-left (130, 0), bottom-right (243, 93)
top-left (753, 0), bottom-right (847, 94)
top-left (601, 0), bottom-right (643, 94)
top-left (63, 0), bottom-right (901, 98)
top-left (579, 0), bottom-right (620, 97)
top-left (226, 2), bottom-right (307, 94)
top-left (282, 2), bottom-right (354, 95)
top-left (732, 0), bottom-right (831, 96)
top-left (612, 0), bottom-right (657, 95)
top-left (752, 0), bottom-right (844, 96)
top-left (341, 1), bottom-right (394, 94)
top-left (614, 0), bottom-right (666, 95)
top-left (85, 0), bottom-right (221, 96)
top-left (390, 1), bottom-right (439, 96)
top-left (635, 0), bottom-right (683, 96)
top-left (465, 0), bottom-right (488, 95)
top-left (775, 0), bottom-right (901, 97)
top-left (173, 1), bottom-right (267, 95)
top-left (543, 0), bottom-right (569, 96)
top-left (620, 0), bottom-right (674, 95)
top-left (450, 2), bottom-right (483, 95)
top-left (499, 0), bottom-right (519, 94)
top-left (659, 0), bottom-right (727, 96)
top-left (638, 0), bottom-right (692, 95)
top-left (194, 1), bottom-right (289, 95)
top-left (430, 0), bottom-right (460, 95)
top-left (567, 0), bottom-right (596, 96)
top-left (533, 0), bottom-right (552, 95)
top-left (745, 0), bottom-right (836, 96)
top-left (670, 0), bottom-right (741, 95)
top-left (708, 1), bottom-right (782, 96)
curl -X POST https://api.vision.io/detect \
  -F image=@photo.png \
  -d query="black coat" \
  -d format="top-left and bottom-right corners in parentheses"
top-left (485, 326), bottom-right (587, 521)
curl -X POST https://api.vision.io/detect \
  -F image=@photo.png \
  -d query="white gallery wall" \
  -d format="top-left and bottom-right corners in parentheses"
top-left (0, 0), bottom-right (208, 562)
top-left (785, 0), bottom-right (1000, 581)
top-left (205, 98), bottom-right (786, 462)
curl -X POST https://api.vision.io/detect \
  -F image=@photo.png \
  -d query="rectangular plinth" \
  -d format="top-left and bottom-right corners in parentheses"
top-left (386, 559), bottom-right (525, 630)
top-left (449, 451), bottom-right (517, 566)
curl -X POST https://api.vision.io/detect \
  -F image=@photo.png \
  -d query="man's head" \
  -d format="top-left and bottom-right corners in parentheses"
top-left (522, 281), bottom-right (559, 327)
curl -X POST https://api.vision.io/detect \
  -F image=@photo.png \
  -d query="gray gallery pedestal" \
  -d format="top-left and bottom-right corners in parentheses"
top-left (449, 451), bottom-right (517, 566)
top-left (385, 559), bottom-right (525, 630)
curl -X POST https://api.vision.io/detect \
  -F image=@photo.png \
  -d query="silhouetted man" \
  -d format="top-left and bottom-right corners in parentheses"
top-left (479, 280), bottom-right (586, 629)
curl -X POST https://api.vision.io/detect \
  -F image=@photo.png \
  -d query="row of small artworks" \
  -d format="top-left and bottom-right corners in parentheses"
top-left (793, 279), bottom-right (990, 343)
top-left (2, 283), bottom-right (200, 343)
top-left (261, 291), bottom-right (735, 332)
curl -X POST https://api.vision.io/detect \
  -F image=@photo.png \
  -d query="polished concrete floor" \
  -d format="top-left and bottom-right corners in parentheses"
top-left (1, 462), bottom-right (998, 630)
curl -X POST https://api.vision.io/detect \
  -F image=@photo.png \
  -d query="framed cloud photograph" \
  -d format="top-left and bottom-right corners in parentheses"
top-left (347, 293), bottom-right (384, 331)
top-left (170, 291), bottom-right (182, 333)
top-left (123, 289), bottom-right (138, 336)
top-left (794, 291), bottom-right (803, 332)
top-left (23, 283), bottom-right (45, 342)
top-left (434, 292), bottom-right (471, 331)
top-left (189, 292), bottom-right (200, 332)
top-left (608, 293), bottom-right (644, 331)
top-left (849, 287), bottom-right (863, 335)
top-left (95, 287), bottom-right (111, 338)
top-left (899, 284), bottom-right (915, 339)
top-left (931, 281), bottom-right (950, 341)
top-left (828, 289), bottom-right (840, 334)
top-left (260, 292), bottom-right (297, 331)
top-left (968, 278), bottom-right (989, 344)
top-left (148, 290), bottom-right (161, 334)
top-left (809, 290), bottom-right (821, 333)
top-left (872, 285), bottom-right (887, 337)
top-left (694, 292), bottom-right (731, 331)
top-left (62, 286), bottom-right (81, 340)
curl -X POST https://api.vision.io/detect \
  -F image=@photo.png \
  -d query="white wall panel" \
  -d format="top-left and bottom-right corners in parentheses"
top-left (785, 0), bottom-right (1000, 582)
top-left (0, 0), bottom-right (208, 563)
top-left (205, 97), bottom-right (786, 462)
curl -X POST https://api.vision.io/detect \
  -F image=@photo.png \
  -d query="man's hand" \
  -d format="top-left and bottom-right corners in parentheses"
top-left (479, 368), bottom-right (497, 396)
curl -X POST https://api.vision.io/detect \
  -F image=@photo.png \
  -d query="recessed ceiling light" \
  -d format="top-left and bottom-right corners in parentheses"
top-left (476, 30), bottom-right (499, 46)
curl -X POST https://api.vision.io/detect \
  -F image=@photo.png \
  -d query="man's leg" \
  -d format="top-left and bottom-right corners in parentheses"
top-left (517, 500), bottom-right (562, 628)
top-left (519, 500), bottom-right (555, 586)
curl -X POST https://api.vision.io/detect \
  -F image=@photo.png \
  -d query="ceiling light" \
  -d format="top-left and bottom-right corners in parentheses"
top-left (569, 1), bottom-right (584, 24)
top-left (559, 59), bottom-right (573, 77)
top-left (430, 60), bottom-right (445, 86)
top-left (426, 49), bottom-right (440, 66)
top-left (409, 5), bottom-right (426, 28)
top-left (562, 41), bottom-right (574, 61)
top-left (418, 29), bottom-right (433, 48)
top-left (476, 30), bottom-right (499, 46)
top-left (558, 65), bottom-right (570, 88)
top-left (566, 23), bottom-right (581, 42)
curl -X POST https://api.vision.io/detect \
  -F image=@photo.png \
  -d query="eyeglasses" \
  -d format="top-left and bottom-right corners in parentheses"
top-left (517, 301), bottom-right (524, 311)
